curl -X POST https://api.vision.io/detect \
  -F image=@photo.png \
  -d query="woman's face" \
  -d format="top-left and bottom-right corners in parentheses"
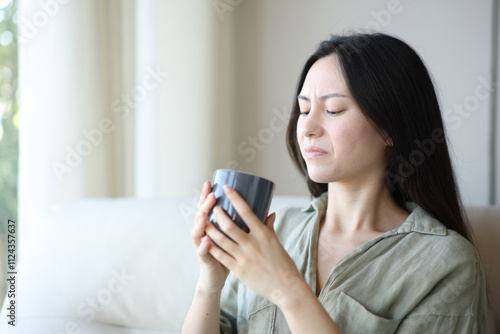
top-left (297, 55), bottom-right (389, 188)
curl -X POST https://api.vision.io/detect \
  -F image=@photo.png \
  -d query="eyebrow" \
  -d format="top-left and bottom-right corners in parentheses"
top-left (298, 93), bottom-right (348, 101)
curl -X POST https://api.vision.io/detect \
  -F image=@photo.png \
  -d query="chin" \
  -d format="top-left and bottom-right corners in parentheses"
top-left (307, 169), bottom-right (335, 184)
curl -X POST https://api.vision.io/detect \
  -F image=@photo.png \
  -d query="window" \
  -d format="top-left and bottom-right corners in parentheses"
top-left (0, 0), bottom-right (18, 222)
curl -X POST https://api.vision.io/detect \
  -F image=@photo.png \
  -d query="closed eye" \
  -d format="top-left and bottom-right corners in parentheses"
top-left (299, 110), bottom-right (344, 116)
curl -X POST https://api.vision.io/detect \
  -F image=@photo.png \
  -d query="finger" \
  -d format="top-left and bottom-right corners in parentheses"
top-left (205, 221), bottom-right (240, 256)
top-left (223, 185), bottom-right (263, 234)
top-left (199, 192), bottom-right (216, 215)
top-left (213, 206), bottom-right (246, 244)
top-left (191, 210), bottom-right (208, 247)
top-left (208, 240), bottom-right (237, 270)
top-left (196, 235), bottom-right (213, 263)
top-left (192, 193), bottom-right (217, 248)
top-left (197, 181), bottom-right (212, 209)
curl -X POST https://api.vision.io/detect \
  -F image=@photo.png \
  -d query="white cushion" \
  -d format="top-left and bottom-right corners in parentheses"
top-left (0, 317), bottom-right (177, 334)
top-left (2, 197), bottom-right (201, 332)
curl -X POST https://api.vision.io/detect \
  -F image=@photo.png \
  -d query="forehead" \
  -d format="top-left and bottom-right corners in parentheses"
top-left (300, 55), bottom-right (349, 96)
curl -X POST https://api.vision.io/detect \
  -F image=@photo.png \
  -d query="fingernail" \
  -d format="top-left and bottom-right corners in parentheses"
top-left (223, 185), bottom-right (232, 193)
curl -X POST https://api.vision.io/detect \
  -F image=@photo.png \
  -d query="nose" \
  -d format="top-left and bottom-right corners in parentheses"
top-left (297, 108), bottom-right (324, 138)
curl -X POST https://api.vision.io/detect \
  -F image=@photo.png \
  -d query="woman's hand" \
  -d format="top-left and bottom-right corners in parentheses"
top-left (200, 185), bottom-right (343, 334)
top-left (191, 181), bottom-right (229, 294)
top-left (205, 185), bottom-right (305, 307)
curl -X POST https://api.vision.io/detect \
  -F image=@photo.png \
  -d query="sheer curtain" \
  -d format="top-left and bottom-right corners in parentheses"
top-left (134, 0), bottom-right (235, 197)
top-left (18, 0), bottom-right (135, 226)
top-left (18, 0), bottom-right (235, 226)
top-left (134, 0), bottom-right (235, 198)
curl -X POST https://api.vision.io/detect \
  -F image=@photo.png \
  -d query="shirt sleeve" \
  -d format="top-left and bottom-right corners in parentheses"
top-left (395, 242), bottom-right (488, 333)
top-left (219, 272), bottom-right (239, 334)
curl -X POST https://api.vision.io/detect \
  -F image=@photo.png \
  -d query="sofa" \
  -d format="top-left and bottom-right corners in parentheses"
top-left (0, 196), bottom-right (499, 333)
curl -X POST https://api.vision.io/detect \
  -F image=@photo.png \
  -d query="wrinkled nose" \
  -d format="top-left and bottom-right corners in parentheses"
top-left (298, 110), bottom-right (324, 138)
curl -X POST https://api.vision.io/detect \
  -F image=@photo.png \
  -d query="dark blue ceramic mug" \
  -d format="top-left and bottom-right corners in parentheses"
top-left (208, 169), bottom-right (275, 233)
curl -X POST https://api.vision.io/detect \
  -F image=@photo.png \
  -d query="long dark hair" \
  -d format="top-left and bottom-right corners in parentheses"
top-left (286, 33), bottom-right (473, 242)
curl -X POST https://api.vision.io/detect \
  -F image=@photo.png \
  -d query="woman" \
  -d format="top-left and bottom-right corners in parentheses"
top-left (182, 33), bottom-right (487, 333)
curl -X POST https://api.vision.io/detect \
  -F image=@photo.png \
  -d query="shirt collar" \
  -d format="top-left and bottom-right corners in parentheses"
top-left (396, 203), bottom-right (447, 236)
top-left (300, 192), bottom-right (328, 213)
top-left (300, 193), bottom-right (447, 236)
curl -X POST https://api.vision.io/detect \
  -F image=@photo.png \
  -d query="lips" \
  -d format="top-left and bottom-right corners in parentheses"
top-left (304, 145), bottom-right (328, 159)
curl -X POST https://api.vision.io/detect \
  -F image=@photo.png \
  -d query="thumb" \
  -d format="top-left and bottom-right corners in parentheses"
top-left (265, 212), bottom-right (276, 230)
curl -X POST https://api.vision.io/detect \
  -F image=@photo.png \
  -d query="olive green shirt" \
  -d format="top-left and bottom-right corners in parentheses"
top-left (219, 193), bottom-right (487, 333)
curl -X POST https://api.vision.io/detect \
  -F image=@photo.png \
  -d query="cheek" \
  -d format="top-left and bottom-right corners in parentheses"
top-left (331, 121), bottom-right (385, 156)
top-left (325, 122), bottom-right (355, 150)
top-left (296, 120), bottom-right (305, 145)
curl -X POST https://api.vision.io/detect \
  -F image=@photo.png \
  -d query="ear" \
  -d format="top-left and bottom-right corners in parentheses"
top-left (382, 131), bottom-right (393, 147)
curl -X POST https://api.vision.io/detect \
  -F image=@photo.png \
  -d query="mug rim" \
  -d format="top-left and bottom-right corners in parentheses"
top-left (213, 169), bottom-right (275, 185)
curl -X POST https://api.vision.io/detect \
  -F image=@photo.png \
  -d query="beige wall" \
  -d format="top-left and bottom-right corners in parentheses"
top-left (226, 0), bottom-right (495, 204)
top-left (136, 0), bottom-right (496, 205)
